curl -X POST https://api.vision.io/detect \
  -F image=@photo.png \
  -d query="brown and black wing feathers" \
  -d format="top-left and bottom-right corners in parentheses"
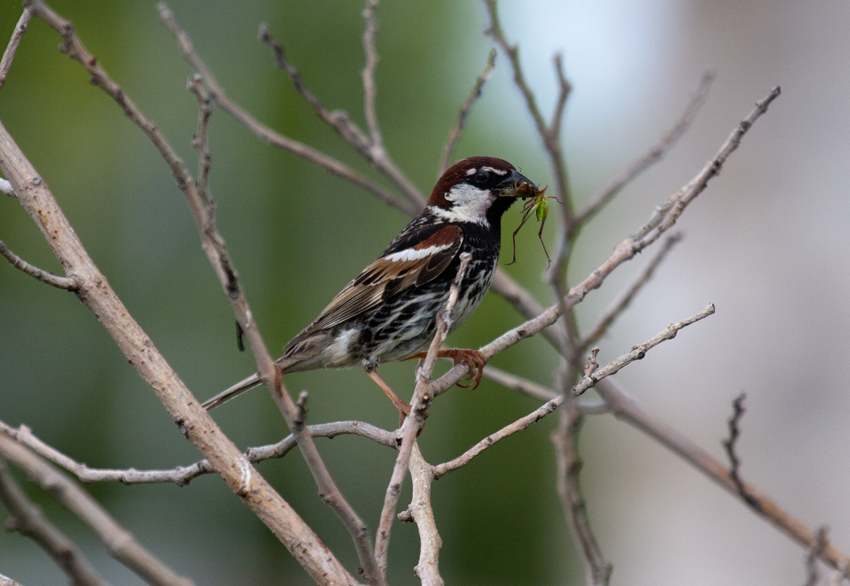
top-left (308, 225), bottom-right (463, 332)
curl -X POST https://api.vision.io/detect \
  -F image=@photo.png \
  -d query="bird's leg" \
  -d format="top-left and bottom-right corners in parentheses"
top-left (407, 348), bottom-right (487, 389)
top-left (365, 367), bottom-right (411, 424)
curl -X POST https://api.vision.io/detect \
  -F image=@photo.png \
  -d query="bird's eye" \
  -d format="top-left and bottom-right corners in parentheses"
top-left (473, 170), bottom-right (489, 185)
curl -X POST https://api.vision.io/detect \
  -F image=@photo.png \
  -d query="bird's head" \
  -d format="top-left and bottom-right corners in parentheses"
top-left (427, 157), bottom-right (538, 229)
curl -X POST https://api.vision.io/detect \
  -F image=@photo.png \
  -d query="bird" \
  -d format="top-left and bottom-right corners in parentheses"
top-left (202, 156), bottom-right (539, 417)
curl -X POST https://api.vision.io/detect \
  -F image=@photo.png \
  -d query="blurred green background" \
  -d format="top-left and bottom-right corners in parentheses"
top-left (2, 0), bottom-right (850, 585)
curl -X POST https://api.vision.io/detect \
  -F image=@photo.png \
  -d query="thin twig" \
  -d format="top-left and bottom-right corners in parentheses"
top-left (0, 462), bottom-right (109, 586)
top-left (157, 3), bottom-right (414, 216)
top-left (483, 0), bottom-right (574, 234)
top-left (596, 378), bottom-right (850, 579)
top-left (482, 366), bottom-right (608, 412)
top-left (0, 241), bottom-right (80, 290)
top-left (552, 399), bottom-right (612, 586)
top-left (575, 70), bottom-right (715, 227)
top-left (256, 22), bottom-right (423, 208)
top-left (722, 393), bottom-right (759, 506)
top-left (0, 6), bottom-right (33, 91)
top-left (482, 365), bottom-right (556, 402)
top-left (361, 0), bottom-right (383, 149)
top-left (582, 233), bottom-right (683, 348)
top-left (187, 74), bottom-right (213, 199)
top-left (374, 253), bottom-right (473, 573)
top-left (489, 270), bottom-right (569, 353)
top-left (438, 48), bottom-right (497, 176)
top-left (0, 434), bottom-right (193, 586)
top-left (432, 304), bottom-right (714, 478)
top-left (633, 86), bottom-right (782, 248)
top-left (1, 420), bottom-right (394, 486)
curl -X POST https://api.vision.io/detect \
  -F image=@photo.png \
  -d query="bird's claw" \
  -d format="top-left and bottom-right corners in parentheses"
top-left (440, 348), bottom-right (487, 389)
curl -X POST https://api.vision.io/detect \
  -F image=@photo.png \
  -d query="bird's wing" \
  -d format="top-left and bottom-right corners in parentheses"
top-left (308, 224), bottom-right (464, 331)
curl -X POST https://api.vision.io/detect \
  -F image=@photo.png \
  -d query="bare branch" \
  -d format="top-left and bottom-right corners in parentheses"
top-left (633, 86), bottom-right (781, 248)
top-left (0, 6), bottom-right (33, 91)
top-left (157, 3), bottom-right (414, 217)
top-left (256, 22), bottom-right (423, 209)
top-left (552, 402), bottom-right (612, 586)
top-left (25, 3), bottom-right (381, 579)
top-left (187, 74), bottom-right (213, 199)
top-left (482, 0), bottom-right (574, 226)
top-left (375, 253), bottom-right (473, 573)
top-left (438, 48), bottom-right (497, 176)
top-left (433, 304), bottom-right (714, 477)
top-left (482, 365), bottom-right (556, 402)
top-left (0, 462), bottom-right (109, 586)
top-left (8, 4), bottom-right (362, 582)
top-left (489, 270), bottom-right (569, 352)
top-left (721, 393), bottom-right (761, 507)
top-left (361, 0), bottom-right (383, 148)
top-left (406, 445), bottom-right (443, 586)
top-left (575, 70), bottom-right (715, 226)
top-left (582, 233), bottom-right (683, 348)
top-left (1, 420), bottom-right (394, 486)
top-left (596, 378), bottom-right (850, 579)
top-left (0, 434), bottom-right (193, 586)
top-left (459, 88), bottom-right (780, 386)
top-left (0, 241), bottom-right (80, 290)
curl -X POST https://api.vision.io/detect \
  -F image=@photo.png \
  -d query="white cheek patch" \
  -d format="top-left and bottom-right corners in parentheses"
top-left (431, 183), bottom-right (495, 226)
top-left (384, 244), bottom-right (452, 263)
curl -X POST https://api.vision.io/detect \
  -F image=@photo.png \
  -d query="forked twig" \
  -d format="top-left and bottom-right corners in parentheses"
top-left (0, 241), bottom-right (79, 290)
top-left (633, 86), bottom-right (781, 248)
top-left (433, 304), bottom-right (715, 478)
top-left (596, 378), bottom-right (850, 579)
top-left (0, 434), bottom-right (193, 586)
top-left (575, 70), bottom-right (716, 227)
top-left (1, 420), bottom-right (395, 486)
top-left (157, 3), bottom-right (414, 216)
top-left (0, 463), bottom-right (108, 586)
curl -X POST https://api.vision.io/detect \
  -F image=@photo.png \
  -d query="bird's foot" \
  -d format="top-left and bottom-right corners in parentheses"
top-left (408, 348), bottom-right (487, 389)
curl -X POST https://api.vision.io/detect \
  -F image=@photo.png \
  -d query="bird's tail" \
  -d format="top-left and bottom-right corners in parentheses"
top-left (201, 372), bottom-right (263, 411)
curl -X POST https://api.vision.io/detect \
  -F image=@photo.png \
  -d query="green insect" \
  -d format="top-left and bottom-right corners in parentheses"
top-left (507, 185), bottom-right (556, 266)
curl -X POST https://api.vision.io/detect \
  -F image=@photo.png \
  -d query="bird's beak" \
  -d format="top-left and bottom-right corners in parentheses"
top-left (495, 169), bottom-right (539, 198)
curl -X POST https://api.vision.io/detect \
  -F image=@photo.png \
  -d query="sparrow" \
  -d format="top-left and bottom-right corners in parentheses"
top-left (202, 156), bottom-right (538, 417)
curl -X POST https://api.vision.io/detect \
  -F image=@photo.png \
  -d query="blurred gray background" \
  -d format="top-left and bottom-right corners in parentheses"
top-left (1, 0), bottom-right (848, 584)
